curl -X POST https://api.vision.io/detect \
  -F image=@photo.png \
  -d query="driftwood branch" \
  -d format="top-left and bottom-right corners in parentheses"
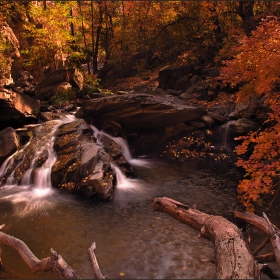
top-left (88, 242), bottom-right (105, 279)
top-left (0, 224), bottom-right (81, 279)
top-left (234, 210), bottom-right (280, 268)
top-left (151, 197), bottom-right (259, 279)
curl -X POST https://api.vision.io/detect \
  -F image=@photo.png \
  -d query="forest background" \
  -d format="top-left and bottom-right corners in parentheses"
top-left (1, 0), bottom-right (280, 212)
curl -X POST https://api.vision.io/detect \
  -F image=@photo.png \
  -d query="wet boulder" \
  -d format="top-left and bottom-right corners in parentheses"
top-left (51, 119), bottom-right (132, 200)
top-left (76, 93), bottom-right (206, 133)
top-left (51, 119), bottom-right (111, 199)
top-left (0, 87), bottom-right (41, 129)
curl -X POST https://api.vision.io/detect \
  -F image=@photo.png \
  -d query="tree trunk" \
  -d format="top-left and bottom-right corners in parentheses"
top-left (70, 7), bottom-right (75, 37)
top-left (237, 1), bottom-right (255, 36)
top-left (78, 0), bottom-right (91, 74)
top-left (93, 2), bottom-right (103, 72)
top-left (151, 197), bottom-right (260, 279)
top-left (234, 210), bottom-right (280, 268)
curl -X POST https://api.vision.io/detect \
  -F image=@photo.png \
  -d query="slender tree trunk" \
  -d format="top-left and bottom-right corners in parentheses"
top-left (70, 6), bottom-right (75, 37)
top-left (93, 2), bottom-right (103, 72)
top-left (90, 0), bottom-right (95, 72)
top-left (78, 0), bottom-right (91, 74)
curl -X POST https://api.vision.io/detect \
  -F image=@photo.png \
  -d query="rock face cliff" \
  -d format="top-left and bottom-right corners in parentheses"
top-left (0, 21), bottom-right (20, 86)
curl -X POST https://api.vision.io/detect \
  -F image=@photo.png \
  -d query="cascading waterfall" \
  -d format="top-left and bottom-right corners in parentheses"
top-left (0, 116), bottom-right (148, 215)
top-left (91, 125), bottom-right (151, 190)
top-left (91, 125), bottom-right (150, 167)
top-left (0, 115), bottom-right (76, 214)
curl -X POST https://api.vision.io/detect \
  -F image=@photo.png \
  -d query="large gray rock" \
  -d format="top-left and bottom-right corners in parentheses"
top-left (0, 127), bottom-right (19, 164)
top-left (0, 88), bottom-right (41, 129)
top-left (75, 93), bottom-right (206, 132)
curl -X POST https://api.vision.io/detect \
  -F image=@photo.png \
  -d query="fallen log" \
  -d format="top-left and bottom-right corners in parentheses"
top-left (0, 224), bottom-right (80, 279)
top-left (234, 210), bottom-right (280, 268)
top-left (151, 197), bottom-right (259, 279)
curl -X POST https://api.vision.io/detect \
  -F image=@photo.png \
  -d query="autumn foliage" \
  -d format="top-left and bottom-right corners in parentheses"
top-left (235, 104), bottom-right (280, 212)
top-left (220, 16), bottom-right (280, 212)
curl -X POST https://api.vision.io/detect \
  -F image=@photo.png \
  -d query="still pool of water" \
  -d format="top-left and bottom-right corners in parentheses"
top-left (0, 158), bottom-right (244, 279)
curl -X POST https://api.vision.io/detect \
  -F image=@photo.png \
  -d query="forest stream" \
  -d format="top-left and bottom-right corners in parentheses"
top-left (0, 116), bottom-right (280, 279)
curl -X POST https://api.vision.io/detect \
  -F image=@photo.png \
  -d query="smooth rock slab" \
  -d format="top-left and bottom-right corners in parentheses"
top-left (76, 93), bottom-right (206, 132)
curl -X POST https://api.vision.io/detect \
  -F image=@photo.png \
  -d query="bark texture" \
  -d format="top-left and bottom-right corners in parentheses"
top-left (151, 197), bottom-right (260, 279)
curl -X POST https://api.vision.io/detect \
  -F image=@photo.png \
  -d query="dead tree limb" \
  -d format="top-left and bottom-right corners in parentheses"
top-left (256, 252), bottom-right (276, 263)
top-left (234, 210), bottom-right (280, 268)
top-left (151, 197), bottom-right (259, 279)
top-left (0, 224), bottom-right (80, 279)
top-left (88, 242), bottom-right (105, 279)
top-left (252, 236), bottom-right (270, 256)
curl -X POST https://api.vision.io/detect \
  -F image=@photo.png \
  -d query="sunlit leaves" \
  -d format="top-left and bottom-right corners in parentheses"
top-left (162, 133), bottom-right (229, 161)
top-left (21, 2), bottom-right (78, 69)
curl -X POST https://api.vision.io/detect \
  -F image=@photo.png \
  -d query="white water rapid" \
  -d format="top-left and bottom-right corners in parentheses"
top-left (91, 125), bottom-right (150, 167)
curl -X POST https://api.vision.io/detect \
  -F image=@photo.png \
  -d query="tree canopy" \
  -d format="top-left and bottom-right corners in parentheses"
top-left (1, 1), bottom-right (280, 212)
